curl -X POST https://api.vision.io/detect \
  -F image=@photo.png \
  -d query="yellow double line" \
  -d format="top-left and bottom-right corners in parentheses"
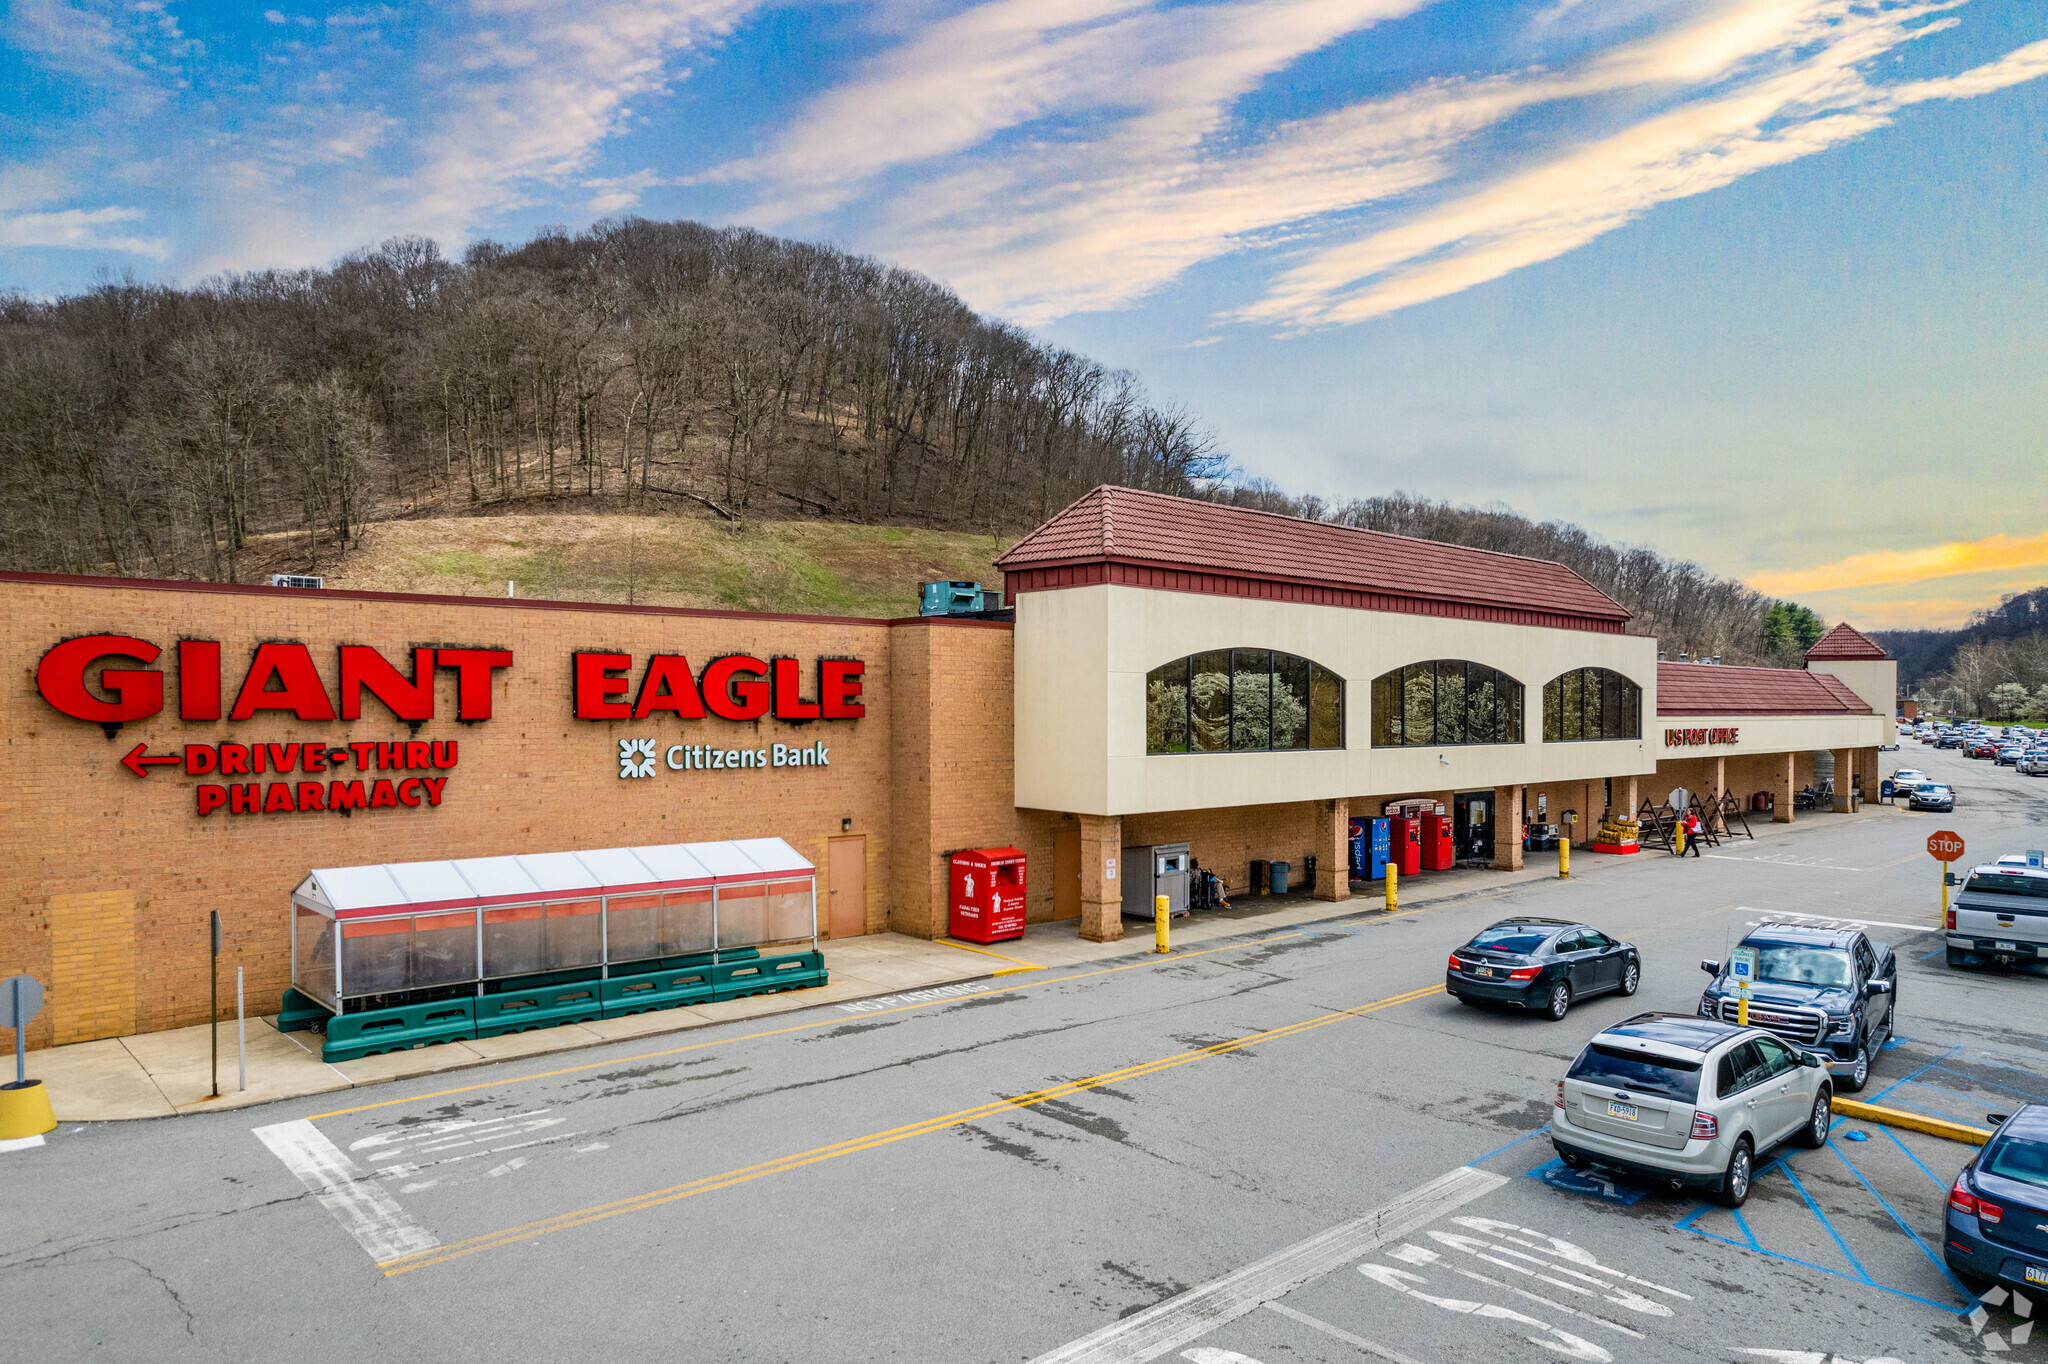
top-left (377, 981), bottom-right (1444, 1277)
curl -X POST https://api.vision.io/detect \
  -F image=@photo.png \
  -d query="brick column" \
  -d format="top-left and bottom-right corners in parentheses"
top-left (1858, 748), bottom-right (1881, 807)
top-left (1493, 785), bottom-right (1524, 871)
top-left (1775, 752), bottom-right (1795, 824)
top-left (1078, 813), bottom-right (1124, 942)
top-left (1316, 799), bottom-right (1351, 902)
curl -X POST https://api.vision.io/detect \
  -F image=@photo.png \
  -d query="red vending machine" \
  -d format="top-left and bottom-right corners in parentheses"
top-left (1387, 817), bottom-right (1423, 876)
top-left (949, 847), bottom-right (1028, 943)
top-left (1419, 813), bottom-right (1455, 871)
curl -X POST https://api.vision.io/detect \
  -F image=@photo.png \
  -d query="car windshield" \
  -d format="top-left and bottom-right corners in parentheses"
top-left (1915, 784), bottom-right (1945, 793)
top-left (1568, 1044), bottom-right (1702, 1103)
top-left (1468, 926), bottom-right (1553, 954)
top-left (1752, 945), bottom-right (1853, 987)
top-left (1984, 1136), bottom-right (2048, 1191)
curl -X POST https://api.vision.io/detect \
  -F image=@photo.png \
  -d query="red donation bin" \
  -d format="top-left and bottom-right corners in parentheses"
top-left (1419, 814), bottom-right (1455, 871)
top-left (1388, 817), bottom-right (1423, 876)
top-left (949, 847), bottom-right (1028, 943)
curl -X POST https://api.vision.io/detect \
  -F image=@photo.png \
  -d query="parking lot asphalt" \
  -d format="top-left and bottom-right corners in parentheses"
top-left (3, 740), bottom-right (2045, 1363)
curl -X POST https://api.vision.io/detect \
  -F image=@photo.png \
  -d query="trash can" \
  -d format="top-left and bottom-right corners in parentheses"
top-left (1269, 861), bottom-right (1290, 895)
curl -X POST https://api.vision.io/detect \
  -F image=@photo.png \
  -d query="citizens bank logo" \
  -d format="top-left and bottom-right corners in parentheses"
top-left (618, 738), bottom-right (657, 779)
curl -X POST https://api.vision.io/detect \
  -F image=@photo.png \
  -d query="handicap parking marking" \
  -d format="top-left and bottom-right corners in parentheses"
top-left (1739, 908), bottom-right (1943, 935)
top-left (1525, 1157), bottom-right (1650, 1206)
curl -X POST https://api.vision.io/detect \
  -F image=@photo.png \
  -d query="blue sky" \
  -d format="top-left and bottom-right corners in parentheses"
top-left (5, 0), bottom-right (2045, 628)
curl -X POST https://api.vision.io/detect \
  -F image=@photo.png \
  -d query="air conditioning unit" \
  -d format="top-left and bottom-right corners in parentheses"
top-left (270, 574), bottom-right (324, 589)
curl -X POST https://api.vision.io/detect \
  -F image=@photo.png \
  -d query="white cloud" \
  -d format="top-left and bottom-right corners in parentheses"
top-left (0, 206), bottom-right (170, 258)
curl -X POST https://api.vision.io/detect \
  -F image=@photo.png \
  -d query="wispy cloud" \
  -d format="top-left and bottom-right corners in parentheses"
top-left (0, 206), bottom-right (170, 258)
top-left (1752, 528), bottom-right (2048, 597)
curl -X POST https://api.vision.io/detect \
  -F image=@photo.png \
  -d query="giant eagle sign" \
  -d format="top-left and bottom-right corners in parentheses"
top-left (34, 635), bottom-right (865, 818)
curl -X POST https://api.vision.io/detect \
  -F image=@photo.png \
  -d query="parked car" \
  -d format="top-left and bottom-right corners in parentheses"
top-left (1970, 741), bottom-right (2001, 759)
top-left (1999, 746), bottom-right (2026, 766)
top-left (1948, 862), bottom-right (2048, 972)
top-left (1945, 1104), bottom-right (2048, 1294)
top-left (1553, 1013), bottom-right (1833, 1207)
top-left (1891, 768), bottom-right (1928, 788)
top-left (2021, 755), bottom-right (2048, 778)
top-left (1910, 783), bottom-right (1956, 812)
top-left (1447, 917), bottom-right (1641, 1020)
top-left (1698, 923), bottom-right (1896, 1091)
top-left (1939, 734), bottom-right (1967, 749)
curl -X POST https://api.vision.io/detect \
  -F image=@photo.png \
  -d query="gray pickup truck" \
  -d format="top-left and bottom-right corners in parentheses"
top-left (1949, 858), bottom-right (2048, 973)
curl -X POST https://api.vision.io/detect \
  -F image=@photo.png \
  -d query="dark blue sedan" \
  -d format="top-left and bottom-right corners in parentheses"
top-left (1447, 917), bottom-right (1642, 1021)
top-left (1947, 1105), bottom-right (2048, 1296)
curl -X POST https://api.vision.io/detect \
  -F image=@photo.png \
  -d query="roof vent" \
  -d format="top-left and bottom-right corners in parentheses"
top-left (1678, 652), bottom-right (1689, 663)
top-left (1657, 651), bottom-right (1667, 662)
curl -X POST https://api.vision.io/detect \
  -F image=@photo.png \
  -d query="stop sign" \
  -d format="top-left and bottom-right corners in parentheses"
top-left (1927, 830), bottom-right (1966, 863)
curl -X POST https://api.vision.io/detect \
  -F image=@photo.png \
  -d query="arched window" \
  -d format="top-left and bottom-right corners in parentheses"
top-left (1542, 668), bottom-right (1642, 741)
top-left (1369, 661), bottom-right (1524, 747)
top-left (1146, 650), bottom-right (1344, 754)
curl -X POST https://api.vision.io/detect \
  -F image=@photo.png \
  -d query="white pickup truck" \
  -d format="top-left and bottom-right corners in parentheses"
top-left (1948, 856), bottom-right (2048, 973)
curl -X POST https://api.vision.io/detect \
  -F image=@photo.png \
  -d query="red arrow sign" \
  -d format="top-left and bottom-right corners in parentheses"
top-left (1927, 830), bottom-right (1966, 863)
top-left (122, 743), bottom-right (181, 778)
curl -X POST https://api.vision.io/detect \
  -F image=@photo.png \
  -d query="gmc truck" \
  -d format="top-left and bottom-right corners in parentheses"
top-left (1949, 859), bottom-right (2048, 973)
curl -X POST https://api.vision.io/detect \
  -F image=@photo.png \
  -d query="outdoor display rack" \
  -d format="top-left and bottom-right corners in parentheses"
top-left (279, 838), bottom-right (827, 1061)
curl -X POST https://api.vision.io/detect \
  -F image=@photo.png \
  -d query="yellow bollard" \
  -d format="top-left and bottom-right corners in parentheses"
top-left (1155, 894), bottom-right (1169, 954)
top-left (1675, 826), bottom-right (1686, 857)
top-left (1385, 861), bottom-right (1398, 913)
top-left (1736, 987), bottom-right (1749, 1028)
top-left (1559, 837), bottom-right (1569, 879)
top-left (1941, 869), bottom-right (1950, 931)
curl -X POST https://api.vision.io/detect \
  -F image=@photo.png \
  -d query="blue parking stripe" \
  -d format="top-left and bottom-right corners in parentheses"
top-left (1882, 1088), bottom-right (1970, 1125)
top-left (1469, 1124), bottom-right (1550, 1167)
top-left (1882, 1127), bottom-right (1957, 1192)
top-left (1828, 1137), bottom-right (1972, 1302)
top-left (1777, 1161), bottom-right (1875, 1284)
top-left (1677, 1214), bottom-right (1964, 1313)
top-left (1920, 947), bottom-right (1947, 961)
top-left (1870, 1044), bottom-right (1962, 1104)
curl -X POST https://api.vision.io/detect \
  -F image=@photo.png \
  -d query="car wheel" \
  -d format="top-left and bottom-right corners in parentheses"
top-left (1798, 1086), bottom-right (1833, 1148)
top-left (1717, 1137), bottom-right (1755, 1208)
top-left (1841, 1043), bottom-right (1871, 1093)
top-left (1619, 959), bottom-right (1640, 997)
top-left (1543, 982), bottom-right (1571, 1021)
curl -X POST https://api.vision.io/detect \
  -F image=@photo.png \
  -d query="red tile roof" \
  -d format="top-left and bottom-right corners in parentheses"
top-left (1657, 661), bottom-right (1875, 717)
top-left (1805, 622), bottom-right (1889, 660)
top-left (997, 486), bottom-right (1631, 631)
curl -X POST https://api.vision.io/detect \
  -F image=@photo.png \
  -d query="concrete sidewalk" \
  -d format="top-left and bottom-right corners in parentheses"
top-left (31, 813), bottom-right (1886, 1123)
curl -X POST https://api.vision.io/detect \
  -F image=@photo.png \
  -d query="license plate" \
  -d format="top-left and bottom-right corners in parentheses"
top-left (1997, 942), bottom-right (2019, 951)
top-left (1606, 1100), bottom-right (1640, 1121)
top-left (2028, 1265), bottom-right (2048, 1287)
top-left (1476, 966), bottom-right (1493, 977)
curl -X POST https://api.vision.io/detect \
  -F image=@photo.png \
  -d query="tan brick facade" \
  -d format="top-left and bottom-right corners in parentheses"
top-left (0, 577), bottom-right (1035, 1046)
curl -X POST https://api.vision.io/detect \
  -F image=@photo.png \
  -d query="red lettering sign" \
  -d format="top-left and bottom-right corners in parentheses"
top-left (701, 655), bottom-right (770, 720)
top-left (231, 643), bottom-right (337, 720)
top-left (36, 635), bottom-right (163, 722)
top-left (634, 655), bottom-right (706, 720)
top-left (772, 658), bottom-right (821, 720)
top-left (574, 652), bottom-right (633, 719)
top-left (821, 659), bottom-right (865, 718)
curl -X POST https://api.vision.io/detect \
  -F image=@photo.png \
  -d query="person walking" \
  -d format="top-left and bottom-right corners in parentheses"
top-left (1681, 808), bottom-right (1703, 857)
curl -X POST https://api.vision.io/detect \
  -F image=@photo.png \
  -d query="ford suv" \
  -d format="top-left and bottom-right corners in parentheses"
top-left (1698, 924), bottom-right (1896, 1091)
top-left (1553, 1013), bottom-right (1833, 1207)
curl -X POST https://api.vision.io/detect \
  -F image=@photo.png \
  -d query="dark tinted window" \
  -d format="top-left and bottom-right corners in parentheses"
top-left (1753, 1035), bottom-right (1798, 1076)
top-left (1964, 875), bottom-right (2048, 899)
top-left (1568, 1044), bottom-right (1702, 1103)
top-left (1984, 1136), bottom-right (2048, 1191)
top-left (1718, 1041), bottom-right (1766, 1097)
top-left (1469, 926), bottom-right (1551, 954)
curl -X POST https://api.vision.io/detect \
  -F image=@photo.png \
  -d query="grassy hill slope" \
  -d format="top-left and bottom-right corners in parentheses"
top-left (296, 514), bottom-right (1013, 619)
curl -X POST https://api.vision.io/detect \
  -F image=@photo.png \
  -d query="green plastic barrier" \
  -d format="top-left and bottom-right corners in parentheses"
top-left (712, 951), bottom-right (826, 1002)
top-left (600, 963), bottom-right (715, 1017)
top-left (276, 987), bottom-right (332, 1034)
top-left (474, 982), bottom-right (602, 1037)
top-left (322, 998), bottom-right (477, 1062)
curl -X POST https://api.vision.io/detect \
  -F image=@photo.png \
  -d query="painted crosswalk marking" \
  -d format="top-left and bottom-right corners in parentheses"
top-left (254, 1119), bottom-right (439, 1262)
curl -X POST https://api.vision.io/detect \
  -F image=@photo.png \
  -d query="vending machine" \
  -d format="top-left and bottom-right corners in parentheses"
top-left (1350, 817), bottom-right (1391, 880)
top-left (1387, 816), bottom-right (1423, 876)
top-left (1419, 813), bottom-right (1455, 871)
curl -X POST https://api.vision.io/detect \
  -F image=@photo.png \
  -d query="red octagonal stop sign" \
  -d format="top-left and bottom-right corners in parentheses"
top-left (1927, 830), bottom-right (1966, 863)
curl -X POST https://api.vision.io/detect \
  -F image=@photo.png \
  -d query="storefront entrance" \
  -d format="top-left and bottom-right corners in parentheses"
top-left (1453, 791), bottom-right (1495, 864)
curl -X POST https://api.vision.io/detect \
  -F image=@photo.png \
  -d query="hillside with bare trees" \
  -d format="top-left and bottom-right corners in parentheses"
top-left (4, 217), bottom-right (1786, 661)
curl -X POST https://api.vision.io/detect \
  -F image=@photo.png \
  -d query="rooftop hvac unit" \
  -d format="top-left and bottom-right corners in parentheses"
top-left (919, 580), bottom-right (1003, 616)
top-left (271, 574), bottom-right (324, 589)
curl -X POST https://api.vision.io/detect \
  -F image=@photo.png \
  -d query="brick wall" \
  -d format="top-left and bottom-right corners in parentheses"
top-left (0, 578), bottom-right (1032, 1046)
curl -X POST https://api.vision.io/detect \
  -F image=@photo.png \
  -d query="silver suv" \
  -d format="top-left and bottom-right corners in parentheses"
top-left (1552, 1013), bottom-right (1833, 1207)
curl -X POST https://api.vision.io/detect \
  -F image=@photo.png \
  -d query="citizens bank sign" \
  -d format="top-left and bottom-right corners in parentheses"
top-left (34, 634), bottom-right (864, 818)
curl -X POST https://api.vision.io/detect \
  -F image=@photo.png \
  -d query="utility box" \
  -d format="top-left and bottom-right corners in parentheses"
top-left (949, 847), bottom-right (1027, 943)
top-left (920, 581), bottom-right (1001, 616)
top-left (1419, 813), bottom-right (1455, 871)
top-left (1121, 843), bottom-right (1191, 919)
top-left (1387, 817), bottom-right (1423, 876)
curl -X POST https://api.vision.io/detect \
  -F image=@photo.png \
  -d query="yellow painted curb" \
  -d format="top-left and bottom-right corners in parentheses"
top-left (934, 937), bottom-right (1042, 971)
top-left (1832, 1096), bottom-right (1992, 1146)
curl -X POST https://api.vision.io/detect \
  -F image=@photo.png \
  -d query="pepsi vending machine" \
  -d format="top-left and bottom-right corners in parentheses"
top-left (1347, 817), bottom-right (1392, 880)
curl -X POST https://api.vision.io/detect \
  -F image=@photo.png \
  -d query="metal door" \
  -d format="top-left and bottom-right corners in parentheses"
top-left (828, 836), bottom-right (867, 939)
